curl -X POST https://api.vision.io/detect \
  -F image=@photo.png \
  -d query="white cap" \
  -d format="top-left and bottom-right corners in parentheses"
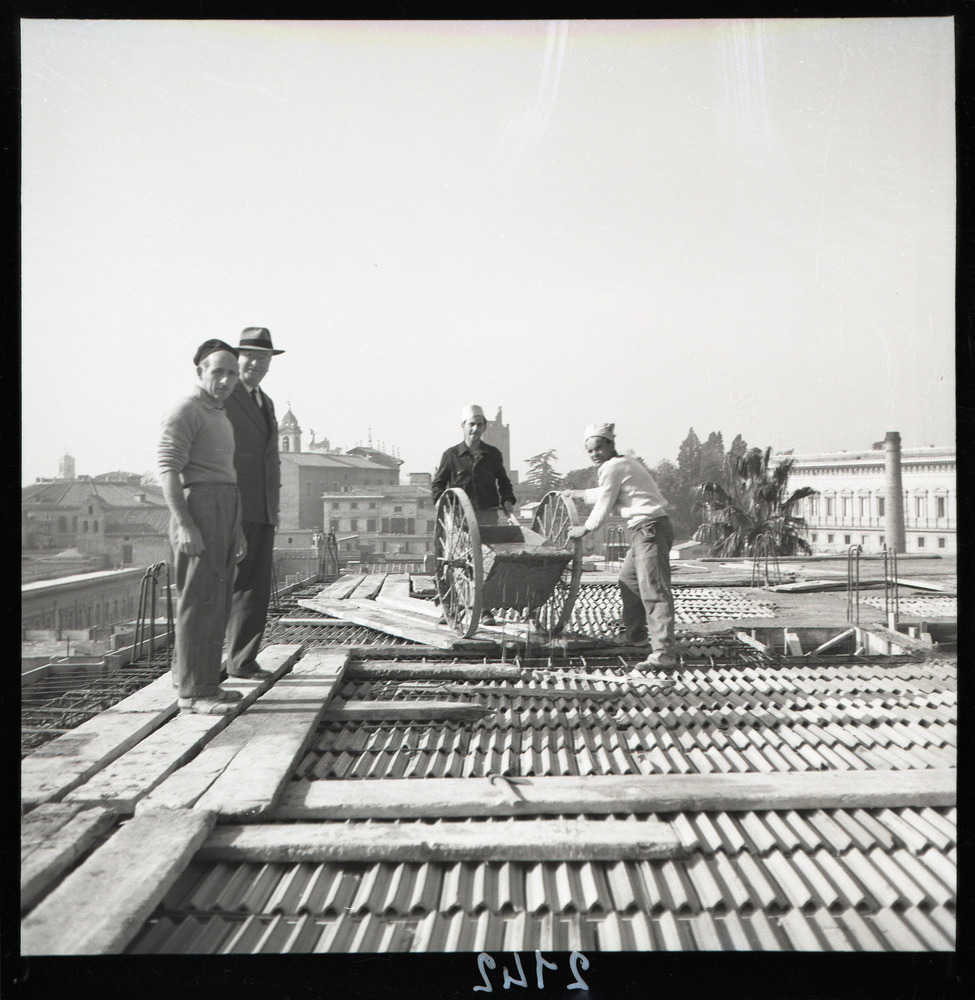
top-left (583, 422), bottom-right (616, 445)
top-left (460, 405), bottom-right (486, 423)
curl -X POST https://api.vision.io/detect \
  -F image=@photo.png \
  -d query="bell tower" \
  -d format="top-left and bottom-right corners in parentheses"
top-left (278, 406), bottom-right (302, 454)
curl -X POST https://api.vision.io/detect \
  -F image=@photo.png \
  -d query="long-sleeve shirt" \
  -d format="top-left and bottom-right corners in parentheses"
top-left (581, 454), bottom-right (668, 532)
top-left (158, 385), bottom-right (237, 486)
top-left (432, 441), bottom-right (516, 510)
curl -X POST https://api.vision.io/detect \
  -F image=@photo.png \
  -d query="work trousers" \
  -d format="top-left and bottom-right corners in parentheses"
top-left (225, 520), bottom-right (275, 676)
top-left (618, 515), bottom-right (677, 655)
top-left (170, 484), bottom-right (239, 698)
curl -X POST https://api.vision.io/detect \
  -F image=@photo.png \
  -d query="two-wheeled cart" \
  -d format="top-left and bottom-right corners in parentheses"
top-left (434, 489), bottom-right (584, 638)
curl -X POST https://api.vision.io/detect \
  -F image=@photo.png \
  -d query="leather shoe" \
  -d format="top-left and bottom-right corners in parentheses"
top-left (178, 697), bottom-right (232, 715)
top-left (214, 687), bottom-right (244, 702)
top-left (229, 667), bottom-right (271, 680)
top-left (608, 633), bottom-right (649, 646)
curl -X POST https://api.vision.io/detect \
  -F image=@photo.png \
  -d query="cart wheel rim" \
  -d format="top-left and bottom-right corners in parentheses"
top-left (531, 491), bottom-right (584, 636)
top-left (434, 488), bottom-right (483, 637)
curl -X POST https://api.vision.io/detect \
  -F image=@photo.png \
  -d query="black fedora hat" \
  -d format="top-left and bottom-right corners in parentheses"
top-left (238, 327), bottom-right (285, 355)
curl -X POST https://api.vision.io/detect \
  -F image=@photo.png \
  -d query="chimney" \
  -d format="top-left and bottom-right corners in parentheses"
top-left (883, 431), bottom-right (906, 553)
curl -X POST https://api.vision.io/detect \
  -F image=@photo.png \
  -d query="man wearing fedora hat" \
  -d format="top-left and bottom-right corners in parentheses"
top-left (222, 327), bottom-right (285, 679)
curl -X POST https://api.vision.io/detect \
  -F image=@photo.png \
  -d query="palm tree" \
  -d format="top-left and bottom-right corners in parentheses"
top-left (693, 447), bottom-right (815, 557)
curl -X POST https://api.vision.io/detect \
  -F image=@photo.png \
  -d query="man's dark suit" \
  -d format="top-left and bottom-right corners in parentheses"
top-left (223, 380), bottom-right (280, 677)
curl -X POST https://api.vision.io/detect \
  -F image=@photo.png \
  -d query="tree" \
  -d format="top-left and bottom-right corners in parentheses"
top-left (523, 450), bottom-right (564, 504)
top-left (693, 447), bottom-right (815, 557)
top-left (729, 434), bottom-right (748, 461)
top-left (562, 466), bottom-right (597, 491)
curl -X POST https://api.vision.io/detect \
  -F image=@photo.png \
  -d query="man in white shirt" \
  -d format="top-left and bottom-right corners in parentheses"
top-left (565, 423), bottom-right (678, 669)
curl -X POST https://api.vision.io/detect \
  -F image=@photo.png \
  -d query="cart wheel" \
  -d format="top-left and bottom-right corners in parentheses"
top-left (319, 530), bottom-right (340, 583)
top-left (531, 491), bottom-right (584, 636)
top-left (434, 488), bottom-right (483, 637)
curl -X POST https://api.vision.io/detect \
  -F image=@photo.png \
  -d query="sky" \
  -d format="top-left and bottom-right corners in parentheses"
top-left (21, 17), bottom-right (956, 488)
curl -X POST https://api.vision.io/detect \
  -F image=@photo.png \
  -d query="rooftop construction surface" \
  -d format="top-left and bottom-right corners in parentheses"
top-left (16, 560), bottom-right (962, 999)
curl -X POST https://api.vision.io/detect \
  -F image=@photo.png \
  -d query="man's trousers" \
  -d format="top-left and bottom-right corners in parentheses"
top-left (618, 515), bottom-right (677, 656)
top-left (170, 484), bottom-right (239, 699)
top-left (224, 520), bottom-right (275, 677)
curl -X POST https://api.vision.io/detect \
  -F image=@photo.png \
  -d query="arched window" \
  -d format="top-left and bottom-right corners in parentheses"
top-left (58, 516), bottom-right (68, 532)
top-left (93, 520), bottom-right (99, 533)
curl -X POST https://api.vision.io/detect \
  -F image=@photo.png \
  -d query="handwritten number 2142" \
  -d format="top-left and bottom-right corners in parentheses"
top-left (474, 951), bottom-right (590, 992)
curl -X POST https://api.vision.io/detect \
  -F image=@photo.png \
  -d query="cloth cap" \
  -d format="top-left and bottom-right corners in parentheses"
top-left (238, 327), bottom-right (285, 355)
top-left (583, 422), bottom-right (616, 445)
top-left (460, 405), bottom-right (486, 423)
top-left (194, 339), bottom-right (239, 366)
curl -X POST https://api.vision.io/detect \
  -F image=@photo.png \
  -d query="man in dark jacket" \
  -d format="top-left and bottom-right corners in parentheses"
top-left (432, 404), bottom-right (516, 520)
top-left (223, 327), bottom-right (284, 679)
top-left (432, 405), bottom-right (516, 627)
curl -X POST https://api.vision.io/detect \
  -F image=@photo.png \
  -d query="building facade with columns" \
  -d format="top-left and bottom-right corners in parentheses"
top-left (776, 433), bottom-right (956, 555)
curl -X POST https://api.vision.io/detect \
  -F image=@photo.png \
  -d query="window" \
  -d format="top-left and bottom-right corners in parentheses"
top-left (93, 521), bottom-right (98, 533)
top-left (936, 496), bottom-right (946, 518)
top-left (915, 497), bottom-right (926, 518)
top-left (861, 536), bottom-right (868, 545)
top-left (331, 502), bottom-right (340, 509)
top-left (369, 503), bottom-right (377, 510)
top-left (394, 506), bottom-right (403, 513)
top-left (917, 536), bottom-right (925, 548)
top-left (827, 534), bottom-right (834, 543)
top-left (367, 519), bottom-right (377, 532)
top-left (877, 498), bottom-right (885, 517)
top-left (811, 533), bottom-right (818, 542)
top-left (351, 503), bottom-right (358, 510)
top-left (859, 497), bottom-right (869, 518)
top-left (880, 535), bottom-right (885, 546)
top-left (330, 519), bottom-right (339, 531)
top-left (287, 537), bottom-right (293, 544)
top-left (844, 534), bottom-right (851, 544)
top-left (350, 519), bottom-right (358, 532)
top-left (83, 521), bottom-right (88, 533)
top-left (938, 537), bottom-right (946, 549)
top-left (88, 505), bottom-right (94, 515)
top-left (825, 498), bottom-right (835, 517)
top-left (58, 516), bottom-right (68, 532)
top-left (808, 498), bottom-right (818, 518)
top-left (427, 520), bottom-right (435, 533)
top-left (841, 497), bottom-right (851, 519)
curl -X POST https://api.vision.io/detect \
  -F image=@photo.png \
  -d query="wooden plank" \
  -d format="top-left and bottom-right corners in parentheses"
top-left (347, 662), bottom-right (524, 681)
top-left (199, 816), bottom-right (681, 863)
top-left (316, 573), bottom-right (366, 600)
top-left (21, 804), bottom-right (118, 913)
top-left (149, 649), bottom-right (350, 821)
top-left (277, 769), bottom-right (957, 820)
top-left (21, 806), bottom-right (216, 955)
top-left (892, 577), bottom-right (955, 595)
top-left (321, 699), bottom-right (493, 723)
top-left (22, 705), bottom-right (176, 811)
top-left (373, 592), bottom-right (443, 619)
top-left (377, 574), bottom-right (412, 601)
top-left (807, 628), bottom-right (856, 657)
top-left (298, 596), bottom-right (458, 648)
top-left (62, 645), bottom-right (305, 813)
top-left (350, 572), bottom-right (387, 600)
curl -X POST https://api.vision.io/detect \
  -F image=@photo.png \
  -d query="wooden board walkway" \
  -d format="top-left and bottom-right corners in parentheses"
top-left (139, 649), bottom-right (350, 821)
top-left (21, 802), bottom-right (118, 913)
top-left (301, 572), bottom-right (605, 652)
top-left (60, 645), bottom-right (304, 814)
top-left (277, 769), bottom-right (957, 820)
top-left (22, 806), bottom-right (216, 955)
top-left (199, 816), bottom-right (681, 863)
